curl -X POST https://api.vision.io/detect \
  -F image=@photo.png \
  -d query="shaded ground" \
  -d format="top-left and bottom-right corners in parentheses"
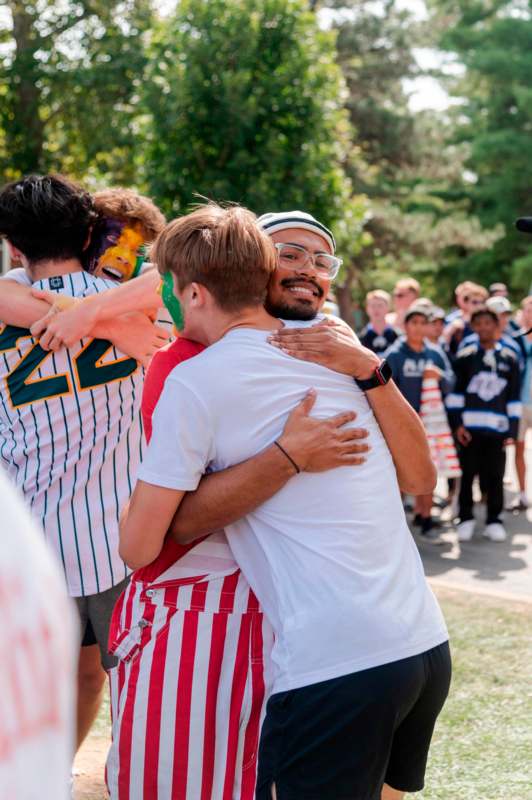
top-left (415, 444), bottom-right (532, 603)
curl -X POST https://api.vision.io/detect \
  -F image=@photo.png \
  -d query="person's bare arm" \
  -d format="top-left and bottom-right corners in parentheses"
top-left (30, 268), bottom-right (162, 349)
top-left (119, 482), bottom-right (186, 569)
top-left (364, 381), bottom-right (436, 494)
top-left (0, 280), bottom-right (52, 328)
top-left (0, 280), bottom-right (168, 366)
top-left (268, 318), bottom-right (436, 495)
top-left (170, 390), bottom-right (370, 543)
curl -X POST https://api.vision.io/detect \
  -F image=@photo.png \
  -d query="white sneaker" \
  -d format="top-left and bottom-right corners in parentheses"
top-left (483, 522), bottom-right (507, 542)
top-left (456, 519), bottom-right (475, 542)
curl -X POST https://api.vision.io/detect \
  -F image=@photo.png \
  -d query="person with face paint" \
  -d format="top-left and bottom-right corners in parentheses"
top-left (0, 186), bottom-right (170, 365)
top-left (0, 175), bottom-right (161, 770)
top-left (85, 187), bottom-right (166, 283)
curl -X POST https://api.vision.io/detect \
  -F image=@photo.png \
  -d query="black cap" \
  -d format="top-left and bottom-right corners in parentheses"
top-left (515, 217), bottom-right (532, 233)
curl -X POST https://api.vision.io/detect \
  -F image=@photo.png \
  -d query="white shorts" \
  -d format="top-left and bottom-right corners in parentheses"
top-left (518, 405), bottom-right (532, 441)
top-left (106, 565), bottom-right (274, 800)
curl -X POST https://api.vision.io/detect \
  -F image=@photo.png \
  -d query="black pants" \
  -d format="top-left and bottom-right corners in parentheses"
top-left (458, 433), bottom-right (505, 524)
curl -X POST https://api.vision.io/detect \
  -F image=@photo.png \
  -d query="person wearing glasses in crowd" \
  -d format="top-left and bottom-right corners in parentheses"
top-left (443, 282), bottom-right (488, 358)
top-left (386, 277), bottom-right (421, 331)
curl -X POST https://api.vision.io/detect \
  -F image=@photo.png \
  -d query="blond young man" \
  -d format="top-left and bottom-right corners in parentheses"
top-left (360, 289), bottom-right (400, 356)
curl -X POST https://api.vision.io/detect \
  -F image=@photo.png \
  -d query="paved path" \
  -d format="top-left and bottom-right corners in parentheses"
top-left (417, 444), bottom-right (532, 603)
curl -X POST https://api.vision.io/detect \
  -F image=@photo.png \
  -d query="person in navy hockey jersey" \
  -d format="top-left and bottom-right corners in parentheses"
top-left (385, 305), bottom-right (454, 413)
top-left (446, 306), bottom-right (521, 543)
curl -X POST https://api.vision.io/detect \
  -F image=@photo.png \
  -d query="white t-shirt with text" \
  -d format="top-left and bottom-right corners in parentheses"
top-left (139, 321), bottom-right (448, 693)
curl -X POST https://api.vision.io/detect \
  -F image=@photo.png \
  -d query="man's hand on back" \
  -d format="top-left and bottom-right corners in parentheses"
top-left (277, 388), bottom-right (369, 471)
top-left (268, 318), bottom-right (380, 380)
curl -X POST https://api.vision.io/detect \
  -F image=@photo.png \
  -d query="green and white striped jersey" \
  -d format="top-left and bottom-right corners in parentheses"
top-left (0, 269), bottom-right (144, 597)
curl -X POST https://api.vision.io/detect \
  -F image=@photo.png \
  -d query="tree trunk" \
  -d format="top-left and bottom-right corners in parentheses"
top-left (336, 264), bottom-right (357, 328)
top-left (7, 1), bottom-right (45, 174)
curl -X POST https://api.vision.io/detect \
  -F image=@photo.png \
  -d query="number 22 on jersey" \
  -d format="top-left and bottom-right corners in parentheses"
top-left (0, 325), bottom-right (138, 409)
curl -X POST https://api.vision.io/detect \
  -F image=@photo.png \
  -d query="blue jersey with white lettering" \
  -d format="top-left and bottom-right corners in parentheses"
top-left (385, 337), bottom-right (453, 412)
top-left (445, 342), bottom-right (521, 439)
top-left (0, 270), bottom-right (144, 596)
top-left (459, 331), bottom-right (525, 372)
top-left (359, 323), bottom-right (400, 356)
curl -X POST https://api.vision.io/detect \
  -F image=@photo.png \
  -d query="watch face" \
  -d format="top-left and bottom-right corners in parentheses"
top-left (377, 360), bottom-right (392, 384)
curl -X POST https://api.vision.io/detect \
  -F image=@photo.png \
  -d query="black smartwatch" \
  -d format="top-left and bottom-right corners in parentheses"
top-left (355, 359), bottom-right (392, 391)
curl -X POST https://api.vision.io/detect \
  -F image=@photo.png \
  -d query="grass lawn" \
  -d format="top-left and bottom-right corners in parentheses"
top-left (417, 589), bottom-right (532, 800)
top-left (77, 588), bottom-right (532, 799)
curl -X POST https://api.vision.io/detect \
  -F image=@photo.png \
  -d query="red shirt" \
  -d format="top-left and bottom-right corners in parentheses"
top-left (135, 337), bottom-right (205, 583)
top-left (141, 337), bottom-right (205, 441)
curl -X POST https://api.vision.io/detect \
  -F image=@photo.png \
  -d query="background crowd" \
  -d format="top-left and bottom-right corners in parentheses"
top-left (356, 276), bottom-right (532, 544)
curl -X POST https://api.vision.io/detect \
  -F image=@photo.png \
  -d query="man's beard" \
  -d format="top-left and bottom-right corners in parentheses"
top-left (265, 296), bottom-right (318, 321)
top-left (265, 277), bottom-right (324, 321)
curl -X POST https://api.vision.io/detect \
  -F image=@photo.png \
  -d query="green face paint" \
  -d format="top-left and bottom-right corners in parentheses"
top-left (132, 245), bottom-right (146, 280)
top-left (161, 272), bottom-right (184, 331)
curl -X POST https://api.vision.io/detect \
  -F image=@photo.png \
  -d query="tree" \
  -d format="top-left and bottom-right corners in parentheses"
top-left (326, 0), bottom-right (420, 184)
top-left (314, 0), bottom-right (502, 306)
top-left (0, 0), bottom-right (152, 183)
top-left (142, 0), bottom-right (366, 237)
top-left (429, 0), bottom-right (532, 295)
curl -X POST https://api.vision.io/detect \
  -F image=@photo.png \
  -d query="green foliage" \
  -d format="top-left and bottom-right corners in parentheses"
top-left (329, 0), bottom-right (421, 184)
top-left (430, 0), bottom-right (532, 297)
top-left (142, 0), bottom-right (364, 235)
top-left (0, 0), bottom-right (152, 183)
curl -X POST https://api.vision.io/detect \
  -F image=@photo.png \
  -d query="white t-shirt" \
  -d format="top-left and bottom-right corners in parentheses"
top-left (0, 268), bottom-right (144, 596)
top-left (0, 468), bottom-right (77, 800)
top-left (139, 320), bottom-right (448, 693)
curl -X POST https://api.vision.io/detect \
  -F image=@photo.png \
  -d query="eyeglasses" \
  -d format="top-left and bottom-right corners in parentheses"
top-left (274, 242), bottom-right (342, 279)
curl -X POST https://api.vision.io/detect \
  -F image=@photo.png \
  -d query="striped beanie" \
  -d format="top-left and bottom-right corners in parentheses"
top-left (257, 211), bottom-right (336, 254)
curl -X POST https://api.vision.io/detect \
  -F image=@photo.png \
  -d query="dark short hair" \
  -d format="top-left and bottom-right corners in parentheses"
top-left (471, 306), bottom-right (498, 325)
top-left (0, 174), bottom-right (97, 263)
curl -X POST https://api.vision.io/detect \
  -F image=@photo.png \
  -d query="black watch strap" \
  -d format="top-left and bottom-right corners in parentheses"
top-left (355, 359), bottom-right (392, 391)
